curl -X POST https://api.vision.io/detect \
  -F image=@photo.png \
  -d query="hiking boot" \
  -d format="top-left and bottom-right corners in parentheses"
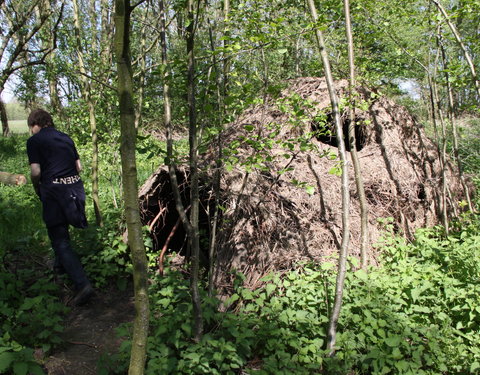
top-left (73, 284), bottom-right (94, 306)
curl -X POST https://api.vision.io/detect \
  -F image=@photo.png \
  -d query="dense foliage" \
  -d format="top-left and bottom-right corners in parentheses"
top-left (1, 0), bottom-right (480, 373)
top-left (99, 213), bottom-right (479, 375)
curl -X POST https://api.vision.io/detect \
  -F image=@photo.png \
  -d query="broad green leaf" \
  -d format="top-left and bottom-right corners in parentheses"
top-left (0, 352), bottom-right (14, 372)
top-left (305, 185), bottom-right (315, 195)
top-left (470, 362), bottom-right (480, 373)
top-left (321, 262), bottom-right (335, 271)
top-left (265, 284), bottom-right (276, 296)
top-left (13, 361), bottom-right (28, 375)
top-left (384, 335), bottom-right (402, 347)
top-left (354, 269), bottom-right (368, 281)
top-left (410, 288), bottom-right (422, 302)
top-left (28, 363), bottom-right (45, 375)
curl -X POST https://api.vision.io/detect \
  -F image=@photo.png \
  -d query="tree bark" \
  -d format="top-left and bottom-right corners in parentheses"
top-left (134, 7), bottom-right (148, 130)
top-left (222, 0), bottom-right (230, 99)
top-left (186, 0), bottom-right (203, 342)
top-left (344, 0), bottom-right (369, 269)
top-left (307, 0), bottom-right (351, 356)
top-left (42, 0), bottom-right (63, 119)
top-left (114, 0), bottom-right (150, 374)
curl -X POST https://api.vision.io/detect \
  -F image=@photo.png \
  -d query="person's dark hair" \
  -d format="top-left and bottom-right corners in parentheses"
top-left (28, 109), bottom-right (55, 128)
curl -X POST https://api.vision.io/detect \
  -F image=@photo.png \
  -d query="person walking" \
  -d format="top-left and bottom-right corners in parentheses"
top-left (27, 108), bottom-right (94, 306)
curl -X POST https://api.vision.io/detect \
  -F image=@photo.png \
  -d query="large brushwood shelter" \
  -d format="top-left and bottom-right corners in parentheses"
top-left (139, 77), bottom-right (466, 287)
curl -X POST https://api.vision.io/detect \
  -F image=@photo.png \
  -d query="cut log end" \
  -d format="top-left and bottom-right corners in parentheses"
top-left (0, 171), bottom-right (28, 186)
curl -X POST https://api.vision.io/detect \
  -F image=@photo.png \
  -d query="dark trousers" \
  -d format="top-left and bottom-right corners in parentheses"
top-left (47, 224), bottom-right (89, 291)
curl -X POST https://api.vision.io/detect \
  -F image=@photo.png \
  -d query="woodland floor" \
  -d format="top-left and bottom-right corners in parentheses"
top-left (44, 282), bottom-right (135, 375)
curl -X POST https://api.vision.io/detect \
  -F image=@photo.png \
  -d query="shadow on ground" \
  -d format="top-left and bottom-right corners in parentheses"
top-left (45, 284), bottom-right (134, 375)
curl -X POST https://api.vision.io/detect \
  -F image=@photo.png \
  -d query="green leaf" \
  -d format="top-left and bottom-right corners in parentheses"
top-left (328, 166), bottom-right (342, 176)
top-left (384, 336), bottom-right (402, 347)
top-left (28, 363), bottom-right (45, 375)
top-left (13, 361), bottom-right (28, 375)
top-left (409, 287), bottom-right (419, 301)
top-left (412, 305), bottom-right (431, 313)
top-left (184, 352), bottom-right (200, 363)
top-left (391, 347), bottom-right (402, 359)
top-left (470, 362), bottom-right (480, 373)
top-left (305, 185), bottom-right (315, 195)
top-left (242, 289), bottom-right (253, 300)
top-left (354, 269), bottom-right (368, 281)
top-left (394, 360), bottom-right (409, 371)
top-left (265, 284), bottom-right (276, 296)
top-left (0, 352), bottom-right (14, 373)
top-left (227, 293), bottom-right (239, 305)
top-left (321, 262), bottom-right (335, 271)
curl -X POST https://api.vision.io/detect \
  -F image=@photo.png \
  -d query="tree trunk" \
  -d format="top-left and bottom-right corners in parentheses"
top-left (206, 20), bottom-right (223, 297)
top-left (344, 0), bottom-right (369, 269)
top-left (222, 0), bottom-right (230, 99)
top-left (47, 51), bottom-right (64, 118)
top-left (43, 0), bottom-right (64, 120)
top-left (72, 0), bottom-right (103, 226)
top-left (160, 0), bottom-right (203, 342)
top-left (439, 36), bottom-right (474, 213)
top-left (307, 0), bottom-right (351, 356)
top-left (101, 0), bottom-right (113, 65)
top-left (0, 95), bottom-right (9, 136)
top-left (134, 8), bottom-right (148, 130)
top-left (186, 0), bottom-right (203, 342)
top-left (114, 1), bottom-right (150, 374)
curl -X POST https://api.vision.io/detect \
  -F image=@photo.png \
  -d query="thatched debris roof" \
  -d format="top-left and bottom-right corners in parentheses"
top-left (139, 77), bottom-right (467, 287)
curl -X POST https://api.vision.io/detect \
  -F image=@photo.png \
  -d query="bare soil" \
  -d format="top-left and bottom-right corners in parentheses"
top-left (44, 284), bottom-right (134, 375)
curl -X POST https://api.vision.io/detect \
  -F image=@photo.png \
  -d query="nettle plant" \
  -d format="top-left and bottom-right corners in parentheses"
top-left (109, 212), bottom-right (480, 375)
top-left (0, 271), bottom-right (67, 375)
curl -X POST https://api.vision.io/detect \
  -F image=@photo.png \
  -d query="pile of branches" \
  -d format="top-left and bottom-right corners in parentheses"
top-left (139, 77), bottom-right (467, 287)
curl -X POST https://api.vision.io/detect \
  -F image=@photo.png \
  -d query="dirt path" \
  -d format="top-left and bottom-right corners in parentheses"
top-left (44, 284), bottom-right (135, 375)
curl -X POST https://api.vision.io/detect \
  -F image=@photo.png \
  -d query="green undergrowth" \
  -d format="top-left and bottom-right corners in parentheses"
top-left (0, 135), bottom-right (64, 374)
top-left (0, 134), bottom-right (135, 375)
top-left (103, 213), bottom-right (480, 375)
top-left (0, 269), bottom-right (68, 375)
top-left (0, 131), bottom-right (162, 374)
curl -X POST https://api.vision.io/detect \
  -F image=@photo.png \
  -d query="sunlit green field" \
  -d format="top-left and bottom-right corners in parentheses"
top-left (9, 119), bottom-right (28, 134)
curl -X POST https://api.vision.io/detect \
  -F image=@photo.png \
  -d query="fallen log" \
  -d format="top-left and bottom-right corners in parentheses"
top-left (0, 171), bottom-right (27, 185)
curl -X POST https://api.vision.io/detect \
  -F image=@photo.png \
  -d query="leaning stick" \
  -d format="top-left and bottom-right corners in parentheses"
top-left (158, 205), bottom-right (191, 275)
top-left (158, 217), bottom-right (182, 276)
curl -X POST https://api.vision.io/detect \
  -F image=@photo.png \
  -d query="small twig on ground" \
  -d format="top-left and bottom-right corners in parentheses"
top-left (66, 341), bottom-right (98, 349)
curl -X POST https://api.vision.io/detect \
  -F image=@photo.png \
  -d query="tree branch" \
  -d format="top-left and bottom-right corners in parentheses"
top-left (131, 0), bottom-right (148, 11)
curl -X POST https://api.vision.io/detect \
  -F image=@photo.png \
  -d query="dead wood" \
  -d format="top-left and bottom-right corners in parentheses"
top-left (0, 171), bottom-right (27, 186)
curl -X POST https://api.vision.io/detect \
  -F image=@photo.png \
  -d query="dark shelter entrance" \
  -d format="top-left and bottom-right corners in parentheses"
top-left (312, 112), bottom-right (367, 152)
top-left (138, 167), bottom-right (215, 263)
